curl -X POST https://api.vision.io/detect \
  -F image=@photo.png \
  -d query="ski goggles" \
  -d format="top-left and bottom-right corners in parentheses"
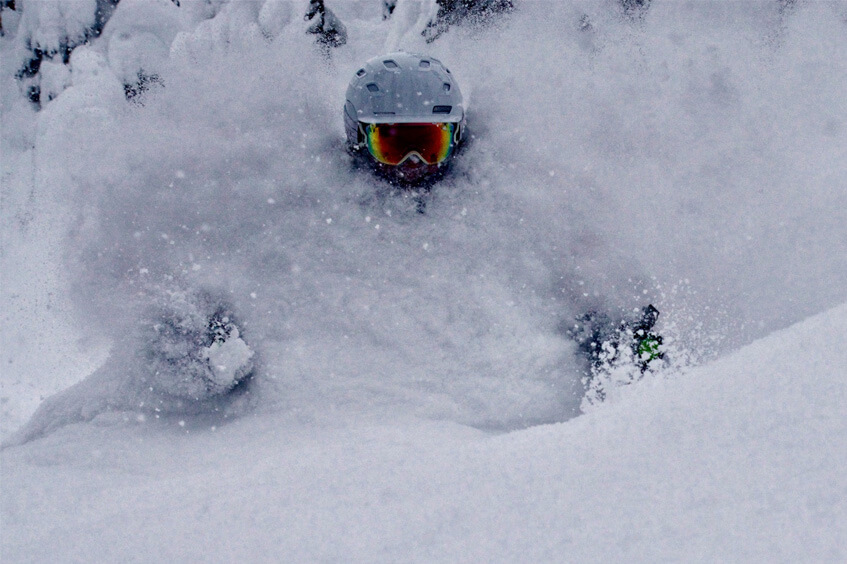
top-left (362, 122), bottom-right (457, 166)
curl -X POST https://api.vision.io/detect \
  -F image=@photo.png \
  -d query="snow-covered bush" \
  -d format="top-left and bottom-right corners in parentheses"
top-left (10, 0), bottom-right (119, 105)
top-left (36, 58), bottom-right (71, 102)
top-left (99, 0), bottom-right (185, 100)
top-left (5, 0), bottom-right (280, 106)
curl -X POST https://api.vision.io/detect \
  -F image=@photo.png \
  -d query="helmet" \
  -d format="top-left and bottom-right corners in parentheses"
top-left (344, 52), bottom-right (465, 184)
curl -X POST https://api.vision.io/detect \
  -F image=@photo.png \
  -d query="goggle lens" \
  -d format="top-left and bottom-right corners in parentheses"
top-left (364, 123), bottom-right (456, 165)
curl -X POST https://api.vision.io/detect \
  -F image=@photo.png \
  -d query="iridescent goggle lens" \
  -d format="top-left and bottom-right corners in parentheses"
top-left (363, 122), bottom-right (456, 166)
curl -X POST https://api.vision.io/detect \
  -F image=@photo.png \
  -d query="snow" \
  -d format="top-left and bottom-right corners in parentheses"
top-left (15, 0), bottom-right (98, 55)
top-left (100, 0), bottom-right (185, 87)
top-left (2, 0), bottom-right (846, 559)
top-left (203, 325), bottom-right (253, 388)
top-left (2, 303), bottom-right (846, 560)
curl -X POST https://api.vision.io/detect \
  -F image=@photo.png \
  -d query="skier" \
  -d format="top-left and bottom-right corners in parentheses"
top-left (344, 52), bottom-right (466, 186)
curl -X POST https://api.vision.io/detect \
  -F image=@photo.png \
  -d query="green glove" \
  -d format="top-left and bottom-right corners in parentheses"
top-left (636, 333), bottom-right (663, 363)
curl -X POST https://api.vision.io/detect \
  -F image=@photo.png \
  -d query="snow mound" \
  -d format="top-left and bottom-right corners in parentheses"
top-left (2, 303), bottom-right (845, 561)
top-left (2, 289), bottom-right (255, 447)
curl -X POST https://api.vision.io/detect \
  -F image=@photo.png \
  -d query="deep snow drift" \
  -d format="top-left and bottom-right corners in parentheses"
top-left (2, 0), bottom-right (847, 558)
top-left (3, 300), bottom-right (845, 561)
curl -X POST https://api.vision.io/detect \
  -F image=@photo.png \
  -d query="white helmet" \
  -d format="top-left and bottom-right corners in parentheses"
top-left (344, 52), bottom-right (465, 157)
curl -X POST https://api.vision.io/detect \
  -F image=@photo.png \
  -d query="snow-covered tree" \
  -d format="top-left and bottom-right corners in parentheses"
top-left (9, 0), bottom-right (120, 105)
top-left (382, 0), bottom-right (397, 20)
top-left (304, 0), bottom-right (346, 55)
top-left (620, 0), bottom-right (650, 18)
top-left (423, 0), bottom-right (513, 43)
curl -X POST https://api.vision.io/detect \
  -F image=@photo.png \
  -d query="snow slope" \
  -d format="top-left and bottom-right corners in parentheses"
top-left (2, 0), bottom-right (847, 559)
top-left (3, 302), bottom-right (845, 561)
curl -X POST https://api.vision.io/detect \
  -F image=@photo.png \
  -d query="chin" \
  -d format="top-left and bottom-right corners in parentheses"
top-left (376, 161), bottom-right (449, 187)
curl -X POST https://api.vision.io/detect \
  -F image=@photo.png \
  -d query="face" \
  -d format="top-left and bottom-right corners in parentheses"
top-left (374, 158), bottom-right (445, 186)
top-left (393, 157), bottom-right (443, 184)
top-left (360, 121), bottom-right (458, 186)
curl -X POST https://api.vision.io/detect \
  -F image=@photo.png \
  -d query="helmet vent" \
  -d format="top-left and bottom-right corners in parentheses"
top-left (366, 83), bottom-right (380, 92)
top-left (356, 69), bottom-right (366, 77)
top-left (432, 105), bottom-right (452, 114)
top-left (419, 60), bottom-right (431, 69)
top-left (383, 60), bottom-right (399, 69)
top-left (443, 83), bottom-right (451, 92)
